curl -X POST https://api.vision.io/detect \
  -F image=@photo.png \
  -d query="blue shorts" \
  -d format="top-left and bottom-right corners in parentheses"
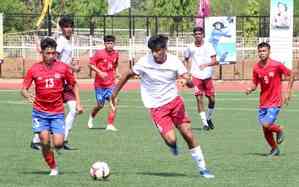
top-left (95, 87), bottom-right (113, 105)
top-left (32, 109), bottom-right (65, 134)
top-left (258, 107), bottom-right (280, 126)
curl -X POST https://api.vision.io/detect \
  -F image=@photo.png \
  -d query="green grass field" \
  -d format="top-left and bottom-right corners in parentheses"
top-left (1, 89), bottom-right (299, 187)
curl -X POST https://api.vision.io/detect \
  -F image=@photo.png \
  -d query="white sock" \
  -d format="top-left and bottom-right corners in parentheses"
top-left (32, 134), bottom-right (40, 143)
top-left (190, 146), bottom-right (207, 171)
top-left (88, 115), bottom-right (94, 124)
top-left (200, 112), bottom-right (208, 126)
top-left (65, 101), bottom-right (77, 141)
top-left (207, 108), bottom-right (214, 120)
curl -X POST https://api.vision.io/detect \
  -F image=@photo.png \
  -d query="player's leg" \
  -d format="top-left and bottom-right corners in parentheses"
top-left (106, 88), bottom-right (118, 131)
top-left (88, 88), bottom-right (105, 128)
top-left (205, 79), bottom-right (216, 130)
top-left (48, 113), bottom-right (66, 175)
top-left (172, 97), bottom-right (214, 178)
top-left (64, 99), bottom-right (77, 150)
top-left (32, 110), bottom-right (58, 176)
top-left (195, 95), bottom-right (209, 130)
top-left (149, 101), bottom-right (178, 155)
top-left (265, 108), bottom-right (283, 144)
top-left (193, 77), bottom-right (209, 130)
top-left (259, 108), bottom-right (281, 156)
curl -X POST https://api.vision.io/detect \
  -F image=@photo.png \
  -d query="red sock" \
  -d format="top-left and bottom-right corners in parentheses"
top-left (262, 127), bottom-right (277, 149)
top-left (268, 124), bottom-right (282, 133)
top-left (107, 111), bottom-right (116, 125)
top-left (42, 149), bottom-right (56, 169)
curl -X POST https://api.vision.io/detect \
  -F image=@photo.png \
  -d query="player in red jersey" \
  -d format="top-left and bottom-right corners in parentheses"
top-left (245, 42), bottom-right (294, 157)
top-left (21, 38), bottom-right (83, 175)
top-left (87, 35), bottom-right (120, 131)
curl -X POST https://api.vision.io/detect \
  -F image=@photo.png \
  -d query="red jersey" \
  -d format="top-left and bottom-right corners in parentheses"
top-left (90, 49), bottom-right (119, 88)
top-left (252, 58), bottom-right (291, 108)
top-left (22, 60), bottom-right (76, 113)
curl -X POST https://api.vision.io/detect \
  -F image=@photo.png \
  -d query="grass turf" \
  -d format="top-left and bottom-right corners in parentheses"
top-left (0, 90), bottom-right (299, 187)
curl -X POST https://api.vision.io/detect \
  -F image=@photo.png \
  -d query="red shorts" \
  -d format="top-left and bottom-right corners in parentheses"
top-left (149, 96), bottom-right (191, 135)
top-left (63, 89), bottom-right (75, 102)
top-left (192, 77), bottom-right (215, 96)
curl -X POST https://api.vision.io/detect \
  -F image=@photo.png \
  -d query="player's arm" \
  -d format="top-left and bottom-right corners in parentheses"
top-left (199, 55), bottom-right (218, 70)
top-left (88, 64), bottom-right (108, 79)
top-left (177, 73), bottom-right (193, 88)
top-left (245, 83), bottom-right (257, 95)
top-left (72, 82), bottom-right (84, 114)
top-left (110, 69), bottom-right (136, 111)
top-left (21, 70), bottom-right (34, 103)
top-left (283, 70), bottom-right (295, 105)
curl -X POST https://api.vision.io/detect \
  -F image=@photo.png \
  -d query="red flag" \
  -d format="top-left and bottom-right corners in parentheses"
top-left (196, 0), bottom-right (211, 27)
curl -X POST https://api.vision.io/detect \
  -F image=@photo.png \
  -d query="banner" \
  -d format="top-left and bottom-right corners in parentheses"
top-left (107, 0), bottom-right (130, 15)
top-left (36, 0), bottom-right (52, 28)
top-left (196, 0), bottom-right (211, 27)
top-left (205, 16), bottom-right (236, 64)
top-left (270, 0), bottom-right (293, 69)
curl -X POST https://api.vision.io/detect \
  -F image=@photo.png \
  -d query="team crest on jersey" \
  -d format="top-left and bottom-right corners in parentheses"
top-left (37, 76), bottom-right (43, 80)
top-left (54, 73), bottom-right (61, 79)
top-left (269, 72), bottom-right (274, 77)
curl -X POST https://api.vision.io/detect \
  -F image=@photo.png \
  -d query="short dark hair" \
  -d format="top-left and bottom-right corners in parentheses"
top-left (59, 16), bottom-right (74, 28)
top-left (257, 42), bottom-right (271, 49)
top-left (40, 37), bottom-right (57, 50)
top-left (103, 35), bottom-right (116, 42)
top-left (147, 35), bottom-right (168, 50)
top-left (193, 27), bottom-right (204, 34)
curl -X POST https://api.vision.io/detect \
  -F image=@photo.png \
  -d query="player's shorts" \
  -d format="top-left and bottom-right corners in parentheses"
top-left (95, 87), bottom-right (113, 105)
top-left (63, 84), bottom-right (76, 102)
top-left (192, 77), bottom-right (215, 97)
top-left (258, 107), bottom-right (280, 126)
top-left (32, 109), bottom-right (65, 134)
top-left (149, 96), bottom-right (191, 135)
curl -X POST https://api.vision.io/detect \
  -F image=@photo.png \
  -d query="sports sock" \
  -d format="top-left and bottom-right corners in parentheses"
top-left (268, 124), bottom-right (282, 133)
top-left (199, 112), bottom-right (208, 126)
top-left (107, 111), bottom-right (116, 125)
top-left (206, 107), bottom-right (214, 120)
top-left (190, 146), bottom-right (207, 171)
top-left (41, 143), bottom-right (56, 169)
top-left (65, 100), bottom-right (77, 141)
top-left (262, 127), bottom-right (277, 149)
top-left (32, 133), bottom-right (40, 143)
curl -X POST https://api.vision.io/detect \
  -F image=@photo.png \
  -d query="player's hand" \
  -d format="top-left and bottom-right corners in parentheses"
top-left (76, 104), bottom-right (84, 114)
top-left (199, 64), bottom-right (208, 70)
top-left (98, 71), bottom-right (108, 79)
top-left (27, 94), bottom-right (35, 103)
top-left (245, 88), bottom-right (252, 95)
top-left (283, 92), bottom-right (292, 106)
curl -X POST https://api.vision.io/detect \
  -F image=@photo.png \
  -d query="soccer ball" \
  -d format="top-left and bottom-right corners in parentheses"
top-left (89, 161), bottom-right (110, 180)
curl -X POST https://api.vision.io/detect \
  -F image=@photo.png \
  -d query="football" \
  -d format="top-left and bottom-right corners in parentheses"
top-left (89, 161), bottom-right (110, 180)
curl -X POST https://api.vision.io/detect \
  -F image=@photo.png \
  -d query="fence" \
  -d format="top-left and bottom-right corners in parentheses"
top-left (1, 14), bottom-right (299, 79)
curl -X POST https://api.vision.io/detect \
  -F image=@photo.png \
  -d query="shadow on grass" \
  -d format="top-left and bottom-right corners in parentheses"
top-left (87, 127), bottom-right (106, 130)
top-left (20, 171), bottom-right (81, 175)
top-left (137, 171), bottom-right (188, 177)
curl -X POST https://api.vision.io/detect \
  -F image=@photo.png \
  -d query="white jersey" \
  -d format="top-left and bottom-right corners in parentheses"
top-left (56, 35), bottom-right (73, 65)
top-left (184, 41), bottom-right (216, 79)
top-left (133, 53), bottom-right (187, 108)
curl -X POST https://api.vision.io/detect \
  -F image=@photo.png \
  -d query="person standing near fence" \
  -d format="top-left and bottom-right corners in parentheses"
top-left (245, 42), bottom-right (294, 156)
top-left (184, 27), bottom-right (218, 131)
top-left (31, 15), bottom-right (82, 150)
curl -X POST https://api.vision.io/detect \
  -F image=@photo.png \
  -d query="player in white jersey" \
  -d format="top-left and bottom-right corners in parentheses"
top-left (184, 27), bottom-right (218, 131)
top-left (31, 16), bottom-right (81, 150)
top-left (110, 35), bottom-right (214, 178)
